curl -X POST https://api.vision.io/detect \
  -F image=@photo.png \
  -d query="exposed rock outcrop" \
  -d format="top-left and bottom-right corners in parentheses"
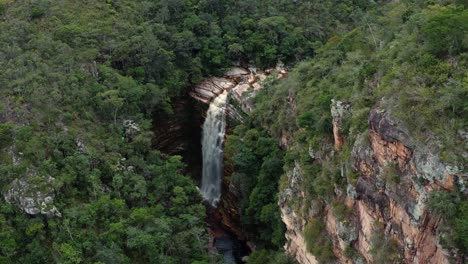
top-left (152, 95), bottom-right (205, 156)
top-left (279, 162), bottom-right (318, 264)
top-left (190, 65), bottom-right (288, 117)
top-left (331, 99), bottom-right (351, 150)
top-left (280, 100), bottom-right (465, 264)
top-left (4, 172), bottom-right (61, 217)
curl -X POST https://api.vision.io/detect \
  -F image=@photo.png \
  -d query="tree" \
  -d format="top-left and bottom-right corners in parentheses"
top-left (423, 6), bottom-right (468, 56)
top-left (98, 89), bottom-right (123, 126)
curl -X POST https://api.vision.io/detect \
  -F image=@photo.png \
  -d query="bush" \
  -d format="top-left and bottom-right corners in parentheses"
top-left (427, 190), bottom-right (460, 219)
top-left (422, 6), bottom-right (468, 56)
top-left (303, 218), bottom-right (336, 263)
top-left (30, 1), bottom-right (48, 19)
top-left (331, 200), bottom-right (351, 221)
top-left (369, 222), bottom-right (401, 263)
top-left (0, 123), bottom-right (13, 148)
top-left (454, 201), bottom-right (468, 251)
top-left (380, 162), bottom-right (400, 185)
top-left (0, 0), bottom-right (8, 15)
top-left (428, 191), bottom-right (468, 251)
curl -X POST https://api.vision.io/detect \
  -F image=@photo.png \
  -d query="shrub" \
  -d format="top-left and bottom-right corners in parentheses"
top-left (427, 190), bottom-right (460, 219)
top-left (454, 201), bottom-right (468, 251)
top-left (422, 6), bottom-right (468, 56)
top-left (303, 218), bottom-right (336, 263)
top-left (0, 123), bottom-right (13, 148)
top-left (380, 162), bottom-right (400, 185)
top-left (369, 222), bottom-right (401, 263)
top-left (0, 0), bottom-right (8, 15)
top-left (428, 191), bottom-right (467, 251)
top-left (331, 200), bottom-right (352, 221)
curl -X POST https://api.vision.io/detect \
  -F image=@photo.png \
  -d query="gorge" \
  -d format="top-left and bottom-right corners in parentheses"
top-left (0, 1), bottom-right (466, 263)
top-left (188, 62), bottom-right (467, 264)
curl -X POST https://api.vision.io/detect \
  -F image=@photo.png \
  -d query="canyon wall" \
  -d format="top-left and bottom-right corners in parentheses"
top-left (188, 66), bottom-right (465, 264)
top-left (280, 100), bottom-right (466, 263)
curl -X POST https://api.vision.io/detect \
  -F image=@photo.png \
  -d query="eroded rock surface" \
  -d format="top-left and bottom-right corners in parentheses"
top-left (190, 65), bottom-right (288, 118)
top-left (280, 100), bottom-right (465, 264)
top-left (331, 99), bottom-right (351, 150)
top-left (279, 162), bottom-right (318, 264)
top-left (4, 172), bottom-right (61, 217)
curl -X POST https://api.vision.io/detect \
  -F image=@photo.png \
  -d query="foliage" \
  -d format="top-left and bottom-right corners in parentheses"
top-left (331, 200), bottom-right (352, 221)
top-left (422, 6), bottom-right (468, 56)
top-left (380, 162), bottom-right (401, 185)
top-left (428, 190), bottom-right (461, 218)
top-left (225, 125), bottom-right (285, 248)
top-left (303, 218), bottom-right (336, 263)
top-left (1, 0), bottom-right (468, 262)
top-left (428, 190), bottom-right (468, 252)
top-left (246, 249), bottom-right (294, 264)
top-left (369, 222), bottom-right (401, 264)
top-left (250, 0), bottom-right (468, 259)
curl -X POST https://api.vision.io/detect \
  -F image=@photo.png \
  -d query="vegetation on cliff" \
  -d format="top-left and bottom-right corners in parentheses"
top-left (250, 0), bottom-right (467, 262)
top-left (224, 125), bottom-right (285, 248)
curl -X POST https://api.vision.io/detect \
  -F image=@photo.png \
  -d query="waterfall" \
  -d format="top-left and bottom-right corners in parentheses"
top-left (201, 91), bottom-right (228, 207)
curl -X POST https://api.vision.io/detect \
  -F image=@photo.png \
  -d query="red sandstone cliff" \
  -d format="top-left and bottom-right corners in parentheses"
top-left (279, 100), bottom-right (465, 264)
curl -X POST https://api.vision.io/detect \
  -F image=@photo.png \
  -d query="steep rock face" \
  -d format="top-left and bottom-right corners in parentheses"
top-left (279, 162), bottom-right (318, 264)
top-left (152, 96), bottom-right (205, 155)
top-left (280, 100), bottom-right (465, 264)
top-left (350, 102), bottom-right (459, 263)
top-left (331, 99), bottom-right (351, 151)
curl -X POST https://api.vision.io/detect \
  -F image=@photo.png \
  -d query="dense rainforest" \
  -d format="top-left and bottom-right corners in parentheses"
top-left (0, 0), bottom-right (467, 264)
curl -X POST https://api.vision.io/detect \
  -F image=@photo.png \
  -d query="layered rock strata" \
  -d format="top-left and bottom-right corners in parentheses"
top-left (280, 100), bottom-right (465, 264)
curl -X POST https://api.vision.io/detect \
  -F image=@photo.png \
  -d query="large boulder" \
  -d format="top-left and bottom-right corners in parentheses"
top-left (4, 172), bottom-right (61, 217)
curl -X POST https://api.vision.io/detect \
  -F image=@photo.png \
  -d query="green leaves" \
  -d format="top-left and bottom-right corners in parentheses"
top-left (422, 5), bottom-right (468, 57)
top-left (54, 243), bottom-right (83, 264)
top-left (0, 123), bottom-right (14, 148)
top-left (303, 218), bottom-right (336, 263)
top-left (225, 127), bottom-right (285, 248)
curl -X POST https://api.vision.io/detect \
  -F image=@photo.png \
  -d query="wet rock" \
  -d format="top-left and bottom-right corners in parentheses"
top-left (225, 67), bottom-right (249, 77)
top-left (190, 66), bottom-right (288, 116)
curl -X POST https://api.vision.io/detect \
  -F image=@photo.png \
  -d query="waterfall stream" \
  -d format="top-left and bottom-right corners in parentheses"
top-left (201, 91), bottom-right (228, 207)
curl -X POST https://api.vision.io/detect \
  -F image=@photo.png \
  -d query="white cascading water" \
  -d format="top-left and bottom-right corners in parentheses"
top-left (201, 91), bottom-right (228, 207)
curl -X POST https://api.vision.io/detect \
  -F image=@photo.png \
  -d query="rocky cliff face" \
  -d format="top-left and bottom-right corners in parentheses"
top-left (280, 100), bottom-right (466, 264)
top-left (279, 162), bottom-right (318, 264)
